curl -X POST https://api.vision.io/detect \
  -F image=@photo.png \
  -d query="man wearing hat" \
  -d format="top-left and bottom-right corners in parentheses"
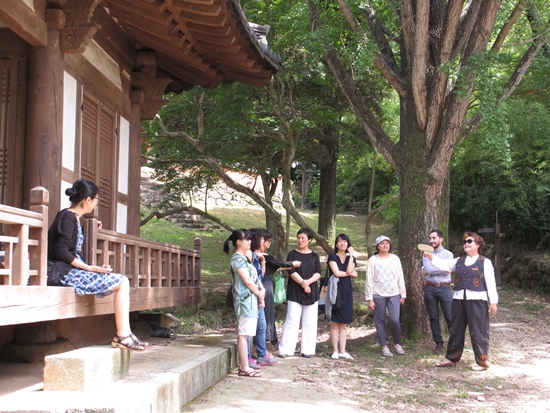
top-left (422, 229), bottom-right (454, 354)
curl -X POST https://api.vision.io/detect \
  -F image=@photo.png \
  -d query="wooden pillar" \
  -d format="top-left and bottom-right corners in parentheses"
top-left (24, 29), bottom-right (64, 224)
top-left (126, 102), bottom-right (142, 236)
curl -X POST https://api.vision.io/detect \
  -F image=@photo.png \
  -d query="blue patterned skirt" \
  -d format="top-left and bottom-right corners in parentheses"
top-left (61, 268), bottom-right (125, 298)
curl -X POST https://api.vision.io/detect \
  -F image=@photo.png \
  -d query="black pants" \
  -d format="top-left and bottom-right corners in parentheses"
top-left (446, 298), bottom-right (490, 366)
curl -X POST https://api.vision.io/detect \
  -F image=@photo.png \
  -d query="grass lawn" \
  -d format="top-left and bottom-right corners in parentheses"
top-left (140, 206), bottom-right (394, 279)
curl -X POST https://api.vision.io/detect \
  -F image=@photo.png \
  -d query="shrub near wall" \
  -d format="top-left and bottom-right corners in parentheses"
top-left (502, 254), bottom-right (550, 293)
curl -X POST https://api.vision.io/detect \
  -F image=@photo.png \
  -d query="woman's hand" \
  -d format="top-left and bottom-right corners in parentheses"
top-left (368, 300), bottom-right (375, 310)
top-left (347, 247), bottom-right (354, 256)
top-left (350, 270), bottom-right (358, 278)
top-left (303, 285), bottom-right (311, 294)
top-left (400, 297), bottom-right (406, 305)
top-left (90, 264), bottom-right (112, 273)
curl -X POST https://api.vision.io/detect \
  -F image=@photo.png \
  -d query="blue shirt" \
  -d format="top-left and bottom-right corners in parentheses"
top-left (422, 246), bottom-right (453, 283)
top-left (230, 253), bottom-right (260, 318)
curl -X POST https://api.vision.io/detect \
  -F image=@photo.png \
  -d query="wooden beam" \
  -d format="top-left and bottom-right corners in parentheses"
top-left (0, 0), bottom-right (47, 46)
top-left (91, 5), bottom-right (136, 73)
top-left (0, 286), bottom-right (201, 326)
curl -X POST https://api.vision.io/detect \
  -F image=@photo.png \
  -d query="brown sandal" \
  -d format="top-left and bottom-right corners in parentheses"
top-left (238, 368), bottom-right (261, 377)
top-left (111, 335), bottom-right (144, 351)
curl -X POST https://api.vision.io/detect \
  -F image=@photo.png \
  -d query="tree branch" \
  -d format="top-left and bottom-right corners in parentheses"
top-left (451, 0), bottom-right (483, 59)
top-left (361, 0), bottom-right (403, 81)
top-left (411, 0), bottom-right (429, 130)
top-left (155, 114), bottom-right (283, 217)
top-left (140, 205), bottom-right (234, 232)
top-left (491, 0), bottom-right (526, 52)
top-left (426, 0), bottom-right (464, 149)
top-left (309, 1), bottom-right (397, 169)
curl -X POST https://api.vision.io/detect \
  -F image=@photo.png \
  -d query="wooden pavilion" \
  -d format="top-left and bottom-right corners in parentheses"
top-left (0, 0), bottom-right (281, 356)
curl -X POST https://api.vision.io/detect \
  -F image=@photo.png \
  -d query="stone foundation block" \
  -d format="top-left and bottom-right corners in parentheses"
top-left (44, 346), bottom-right (130, 391)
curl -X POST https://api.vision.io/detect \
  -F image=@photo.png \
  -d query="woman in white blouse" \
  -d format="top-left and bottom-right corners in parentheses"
top-left (365, 235), bottom-right (406, 357)
top-left (424, 232), bottom-right (498, 371)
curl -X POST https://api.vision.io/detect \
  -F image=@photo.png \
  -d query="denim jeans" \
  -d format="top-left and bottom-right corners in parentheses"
top-left (423, 285), bottom-right (452, 344)
top-left (248, 308), bottom-right (267, 358)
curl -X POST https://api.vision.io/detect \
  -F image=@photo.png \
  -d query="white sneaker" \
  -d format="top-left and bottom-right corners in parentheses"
top-left (331, 351), bottom-right (339, 359)
top-left (381, 347), bottom-right (394, 357)
top-left (394, 344), bottom-right (405, 355)
top-left (339, 352), bottom-right (354, 360)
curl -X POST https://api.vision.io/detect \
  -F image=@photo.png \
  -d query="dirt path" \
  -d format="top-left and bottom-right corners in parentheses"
top-left (191, 286), bottom-right (550, 412)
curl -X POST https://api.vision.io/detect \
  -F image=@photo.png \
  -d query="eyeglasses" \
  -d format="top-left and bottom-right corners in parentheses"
top-left (463, 239), bottom-right (475, 244)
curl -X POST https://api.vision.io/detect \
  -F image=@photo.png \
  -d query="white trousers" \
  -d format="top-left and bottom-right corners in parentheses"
top-left (279, 300), bottom-right (318, 355)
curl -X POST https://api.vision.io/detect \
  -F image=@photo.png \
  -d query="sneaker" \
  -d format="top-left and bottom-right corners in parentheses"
top-left (248, 357), bottom-right (261, 370)
top-left (257, 354), bottom-right (278, 366)
top-left (381, 347), bottom-right (394, 357)
top-left (394, 344), bottom-right (405, 355)
top-left (331, 351), bottom-right (339, 359)
top-left (338, 352), bottom-right (354, 360)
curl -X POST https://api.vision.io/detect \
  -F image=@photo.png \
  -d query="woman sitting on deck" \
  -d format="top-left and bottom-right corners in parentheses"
top-left (47, 179), bottom-right (147, 351)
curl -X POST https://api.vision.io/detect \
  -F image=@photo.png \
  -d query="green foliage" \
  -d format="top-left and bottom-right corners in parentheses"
top-left (450, 98), bottom-right (550, 248)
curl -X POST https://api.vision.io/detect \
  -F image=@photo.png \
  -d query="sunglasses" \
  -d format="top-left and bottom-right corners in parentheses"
top-left (463, 239), bottom-right (475, 244)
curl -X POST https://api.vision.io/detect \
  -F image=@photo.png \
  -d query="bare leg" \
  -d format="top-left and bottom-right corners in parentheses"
top-left (339, 324), bottom-right (347, 353)
top-left (111, 277), bottom-right (131, 337)
top-left (330, 322), bottom-right (340, 352)
top-left (238, 335), bottom-right (250, 371)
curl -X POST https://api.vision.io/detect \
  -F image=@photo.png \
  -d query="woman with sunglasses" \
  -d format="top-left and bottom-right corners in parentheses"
top-left (424, 232), bottom-right (498, 371)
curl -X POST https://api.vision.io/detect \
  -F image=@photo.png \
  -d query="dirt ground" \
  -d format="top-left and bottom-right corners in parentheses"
top-left (294, 286), bottom-right (550, 412)
top-left (202, 285), bottom-right (550, 413)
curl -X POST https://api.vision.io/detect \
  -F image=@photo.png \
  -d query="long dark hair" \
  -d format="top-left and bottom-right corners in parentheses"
top-left (65, 179), bottom-right (98, 205)
top-left (223, 229), bottom-right (250, 254)
top-left (334, 233), bottom-right (351, 253)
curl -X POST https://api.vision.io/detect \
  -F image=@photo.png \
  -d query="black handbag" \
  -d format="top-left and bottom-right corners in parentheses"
top-left (46, 261), bottom-right (64, 286)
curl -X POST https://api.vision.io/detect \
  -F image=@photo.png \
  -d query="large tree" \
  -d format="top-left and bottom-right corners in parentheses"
top-left (309, 0), bottom-right (549, 337)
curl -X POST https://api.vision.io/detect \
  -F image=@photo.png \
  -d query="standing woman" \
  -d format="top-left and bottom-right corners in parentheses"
top-left (278, 228), bottom-right (321, 358)
top-left (424, 232), bottom-right (498, 371)
top-left (48, 179), bottom-right (146, 350)
top-left (223, 229), bottom-right (265, 377)
top-left (247, 228), bottom-right (277, 366)
top-left (260, 229), bottom-right (301, 347)
top-left (327, 234), bottom-right (358, 360)
top-left (365, 235), bottom-right (406, 357)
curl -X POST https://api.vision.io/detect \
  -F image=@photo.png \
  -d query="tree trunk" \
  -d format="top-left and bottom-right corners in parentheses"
top-left (317, 128), bottom-right (338, 242)
top-left (395, 101), bottom-right (444, 339)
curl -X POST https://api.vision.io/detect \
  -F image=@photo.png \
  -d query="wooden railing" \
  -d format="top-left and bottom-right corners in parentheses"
top-left (0, 187), bottom-right (48, 286)
top-left (0, 187), bottom-right (201, 326)
top-left (82, 211), bottom-right (201, 289)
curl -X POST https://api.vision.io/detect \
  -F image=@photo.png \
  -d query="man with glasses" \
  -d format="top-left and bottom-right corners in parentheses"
top-left (422, 229), bottom-right (453, 354)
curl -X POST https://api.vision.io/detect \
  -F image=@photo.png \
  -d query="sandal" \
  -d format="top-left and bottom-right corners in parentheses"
top-left (111, 335), bottom-right (144, 351)
top-left (130, 333), bottom-right (149, 347)
top-left (238, 368), bottom-right (261, 377)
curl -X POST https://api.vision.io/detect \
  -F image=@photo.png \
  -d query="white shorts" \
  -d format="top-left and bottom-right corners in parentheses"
top-left (238, 316), bottom-right (258, 336)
